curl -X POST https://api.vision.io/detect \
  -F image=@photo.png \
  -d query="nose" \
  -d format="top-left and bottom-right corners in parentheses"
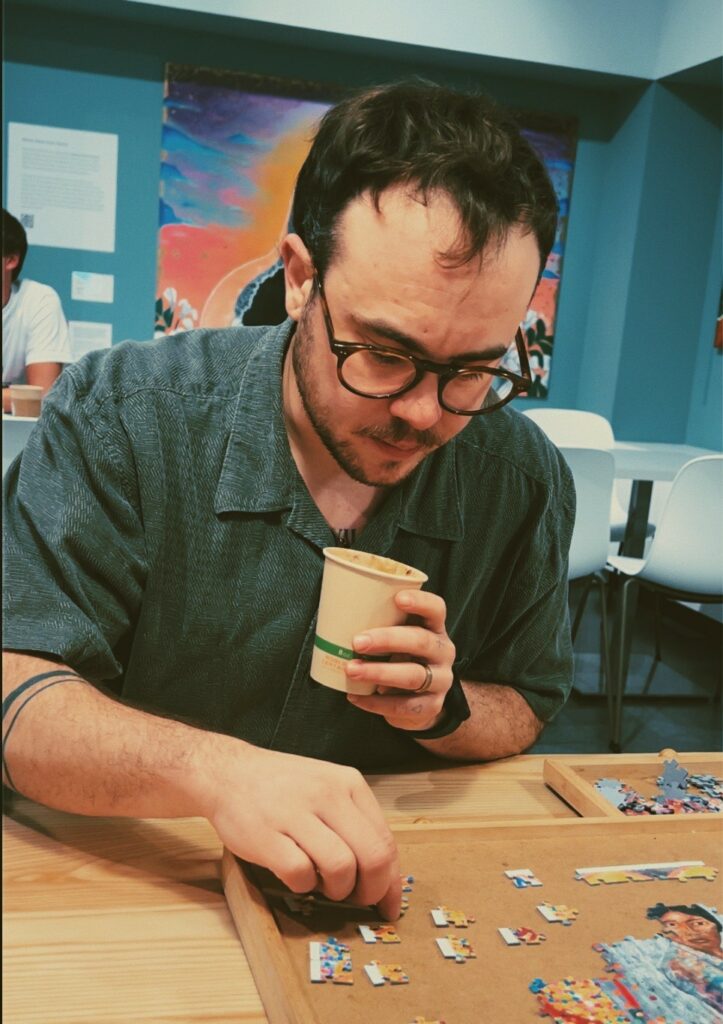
top-left (387, 373), bottom-right (445, 431)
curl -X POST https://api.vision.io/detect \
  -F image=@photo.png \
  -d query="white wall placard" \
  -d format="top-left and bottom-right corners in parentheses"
top-left (68, 321), bottom-right (113, 361)
top-left (7, 123), bottom-right (118, 253)
top-left (71, 271), bottom-right (115, 303)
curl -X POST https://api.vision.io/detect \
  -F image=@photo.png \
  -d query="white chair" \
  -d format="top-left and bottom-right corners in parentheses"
top-left (606, 455), bottom-right (723, 751)
top-left (523, 408), bottom-right (653, 546)
top-left (561, 447), bottom-right (616, 708)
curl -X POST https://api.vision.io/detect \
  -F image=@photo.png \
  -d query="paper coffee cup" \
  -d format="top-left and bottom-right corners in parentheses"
top-left (9, 384), bottom-right (43, 418)
top-left (311, 547), bottom-right (428, 695)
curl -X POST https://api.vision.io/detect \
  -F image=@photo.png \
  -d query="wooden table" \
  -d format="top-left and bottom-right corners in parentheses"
top-left (3, 755), bottom-right (576, 1023)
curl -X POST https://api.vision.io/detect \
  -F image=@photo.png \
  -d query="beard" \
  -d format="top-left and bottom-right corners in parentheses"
top-left (291, 302), bottom-right (445, 487)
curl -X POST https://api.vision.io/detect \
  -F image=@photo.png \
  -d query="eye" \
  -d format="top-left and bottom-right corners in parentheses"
top-left (366, 349), bottom-right (408, 368)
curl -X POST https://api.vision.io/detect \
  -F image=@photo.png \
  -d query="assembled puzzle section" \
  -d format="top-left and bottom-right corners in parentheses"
top-left (221, 815), bottom-right (722, 1024)
top-left (544, 751), bottom-right (723, 819)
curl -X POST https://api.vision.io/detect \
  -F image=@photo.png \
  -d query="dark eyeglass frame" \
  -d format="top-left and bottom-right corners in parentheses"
top-left (314, 273), bottom-right (533, 416)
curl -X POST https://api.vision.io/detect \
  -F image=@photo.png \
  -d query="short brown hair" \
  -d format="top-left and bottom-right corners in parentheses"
top-left (3, 209), bottom-right (28, 282)
top-left (292, 79), bottom-right (558, 278)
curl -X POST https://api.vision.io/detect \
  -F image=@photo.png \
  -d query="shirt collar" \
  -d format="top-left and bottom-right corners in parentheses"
top-left (214, 319), bottom-right (463, 541)
top-left (214, 320), bottom-right (297, 515)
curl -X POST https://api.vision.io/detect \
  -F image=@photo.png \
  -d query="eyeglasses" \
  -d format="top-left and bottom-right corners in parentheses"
top-left (315, 274), bottom-right (532, 415)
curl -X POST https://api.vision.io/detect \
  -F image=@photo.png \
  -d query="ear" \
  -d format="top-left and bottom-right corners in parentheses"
top-left (279, 234), bottom-right (315, 322)
top-left (4, 253), bottom-right (20, 273)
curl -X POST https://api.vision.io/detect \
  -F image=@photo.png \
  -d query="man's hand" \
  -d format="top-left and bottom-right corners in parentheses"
top-left (2, 652), bottom-right (402, 921)
top-left (203, 741), bottom-right (402, 920)
top-left (344, 589), bottom-right (455, 732)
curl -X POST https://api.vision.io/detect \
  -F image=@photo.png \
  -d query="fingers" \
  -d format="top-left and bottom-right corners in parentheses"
top-left (348, 689), bottom-right (444, 731)
top-left (308, 771), bottom-right (400, 917)
top-left (213, 748), bottom-right (401, 921)
top-left (396, 589), bottom-right (447, 632)
top-left (292, 816), bottom-right (360, 903)
top-left (375, 871), bottom-right (404, 922)
top-left (347, 781), bottom-right (402, 919)
top-left (347, 658), bottom-right (438, 692)
top-left (238, 828), bottom-right (319, 894)
top-left (353, 625), bottom-right (454, 666)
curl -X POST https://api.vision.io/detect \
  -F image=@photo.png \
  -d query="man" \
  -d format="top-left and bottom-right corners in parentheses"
top-left (647, 903), bottom-right (723, 959)
top-left (3, 81), bottom-right (574, 920)
top-left (2, 208), bottom-right (72, 412)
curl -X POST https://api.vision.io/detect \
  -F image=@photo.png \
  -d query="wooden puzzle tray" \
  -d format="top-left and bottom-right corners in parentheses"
top-left (543, 750), bottom-right (723, 818)
top-left (221, 815), bottom-right (723, 1024)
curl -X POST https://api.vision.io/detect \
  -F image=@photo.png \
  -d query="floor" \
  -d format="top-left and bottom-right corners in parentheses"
top-left (530, 579), bottom-right (722, 755)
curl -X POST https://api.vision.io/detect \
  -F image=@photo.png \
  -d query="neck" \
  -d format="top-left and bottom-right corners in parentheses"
top-left (281, 339), bottom-right (384, 531)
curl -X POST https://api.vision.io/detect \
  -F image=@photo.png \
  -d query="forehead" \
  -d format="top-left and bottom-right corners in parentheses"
top-left (326, 187), bottom-right (540, 350)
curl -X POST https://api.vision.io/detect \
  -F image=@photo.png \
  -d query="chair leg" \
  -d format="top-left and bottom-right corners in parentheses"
top-left (652, 590), bottom-right (662, 663)
top-left (594, 572), bottom-right (612, 713)
top-left (570, 576), bottom-right (594, 645)
top-left (610, 576), bottom-right (639, 753)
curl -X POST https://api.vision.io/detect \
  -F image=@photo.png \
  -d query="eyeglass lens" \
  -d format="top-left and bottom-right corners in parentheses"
top-left (340, 348), bottom-right (517, 412)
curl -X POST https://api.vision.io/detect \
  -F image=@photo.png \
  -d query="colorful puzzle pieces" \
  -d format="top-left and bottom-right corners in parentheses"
top-left (363, 959), bottom-right (409, 985)
top-left (595, 773), bottom-right (721, 815)
top-left (575, 860), bottom-right (718, 885)
top-left (436, 934), bottom-right (476, 962)
top-left (498, 926), bottom-right (546, 946)
top-left (358, 923), bottom-right (401, 943)
top-left (430, 906), bottom-right (476, 927)
top-left (505, 867), bottom-right (543, 888)
top-left (401, 873), bottom-right (415, 916)
top-left (537, 902), bottom-right (579, 926)
top-left (309, 937), bottom-right (353, 984)
top-left (689, 772), bottom-right (723, 800)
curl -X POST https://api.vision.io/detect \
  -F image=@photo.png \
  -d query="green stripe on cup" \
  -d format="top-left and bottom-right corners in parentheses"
top-left (314, 635), bottom-right (388, 662)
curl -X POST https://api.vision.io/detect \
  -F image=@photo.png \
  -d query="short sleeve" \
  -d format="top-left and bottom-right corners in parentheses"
top-left (24, 287), bottom-right (72, 367)
top-left (2, 363), bottom-right (147, 681)
top-left (464, 454), bottom-right (576, 722)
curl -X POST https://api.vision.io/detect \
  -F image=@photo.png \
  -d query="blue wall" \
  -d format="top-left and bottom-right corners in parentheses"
top-left (4, 1), bottom-right (722, 448)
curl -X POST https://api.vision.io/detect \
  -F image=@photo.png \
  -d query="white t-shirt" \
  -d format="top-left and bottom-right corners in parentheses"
top-left (2, 279), bottom-right (73, 384)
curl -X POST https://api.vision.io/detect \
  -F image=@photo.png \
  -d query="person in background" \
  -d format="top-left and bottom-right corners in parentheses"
top-left (3, 80), bottom-right (574, 921)
top-left (2, 208), bottom-right (72, 413)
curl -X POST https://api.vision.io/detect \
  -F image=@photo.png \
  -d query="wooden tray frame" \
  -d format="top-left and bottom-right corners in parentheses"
top-left (221, 814), bottom-right (723, 1024)
top-left (543, 750), bottom-right (723, 819)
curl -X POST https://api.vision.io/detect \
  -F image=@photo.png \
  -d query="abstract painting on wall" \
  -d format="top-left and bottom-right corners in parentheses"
top-left (155, 65), bottom-right (577, 399)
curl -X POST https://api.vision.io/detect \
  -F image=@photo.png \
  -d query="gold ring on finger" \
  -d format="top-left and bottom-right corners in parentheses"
top-left (415, 663), bottom-right (434, 693)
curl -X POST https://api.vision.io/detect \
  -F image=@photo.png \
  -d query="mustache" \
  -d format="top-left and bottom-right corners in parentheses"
top-left (357, 422), bottom-right (442, 449)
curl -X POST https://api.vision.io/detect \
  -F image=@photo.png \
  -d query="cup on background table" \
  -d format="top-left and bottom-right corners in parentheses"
top-left (311, 547), bottom-right (428, 695)
top-left (8, 385), bottom-right (43, 417)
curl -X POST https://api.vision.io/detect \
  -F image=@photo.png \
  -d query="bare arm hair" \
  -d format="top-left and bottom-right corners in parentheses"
top-left (414, 680), bottom-right (544, 760)
top-left (2, 650), bottom-right (216, 817)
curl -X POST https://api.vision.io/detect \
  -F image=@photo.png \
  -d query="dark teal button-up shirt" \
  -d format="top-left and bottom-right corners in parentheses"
top-left (3, 321), bottom-right (574, 769)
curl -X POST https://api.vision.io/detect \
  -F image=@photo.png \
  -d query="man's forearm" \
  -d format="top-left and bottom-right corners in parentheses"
top-left (414, 680), bottom-right (544, 761)
top-left (2, 651), bottom-right (226, 819)
top-left (2, 651), bottom-right (405, 918)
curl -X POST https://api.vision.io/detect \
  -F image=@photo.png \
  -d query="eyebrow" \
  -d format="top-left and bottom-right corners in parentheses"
top-left (351, 314), bottom-right (510, 364)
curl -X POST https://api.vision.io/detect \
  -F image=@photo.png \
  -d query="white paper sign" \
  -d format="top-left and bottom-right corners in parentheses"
top-left (7, 123), bottom-right (118, 252)
top-left (68, 321), bottom-right (113, 361)
top-left (71, 271), bottom-right (115, 303)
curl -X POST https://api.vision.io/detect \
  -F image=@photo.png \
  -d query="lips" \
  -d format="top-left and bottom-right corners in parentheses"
top-left (371, 438), bottom-right (423, 456)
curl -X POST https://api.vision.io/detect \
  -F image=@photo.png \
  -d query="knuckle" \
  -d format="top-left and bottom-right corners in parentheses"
top-left (364, 835), bottom-right (396, 873)
top-left (282, 862), bottom-right (318, 894)
top-left (321, 850), bottom-right (356, 881)
top-left (342, 765), bottom-right (365, 791)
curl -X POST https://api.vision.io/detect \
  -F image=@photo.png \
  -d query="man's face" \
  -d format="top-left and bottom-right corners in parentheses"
top-left (659, 910), bottom-right (722, 955)
top-left (2, 254), bottom-right (20, 308)
top-left (286, 186), bottom-right (541, 488)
